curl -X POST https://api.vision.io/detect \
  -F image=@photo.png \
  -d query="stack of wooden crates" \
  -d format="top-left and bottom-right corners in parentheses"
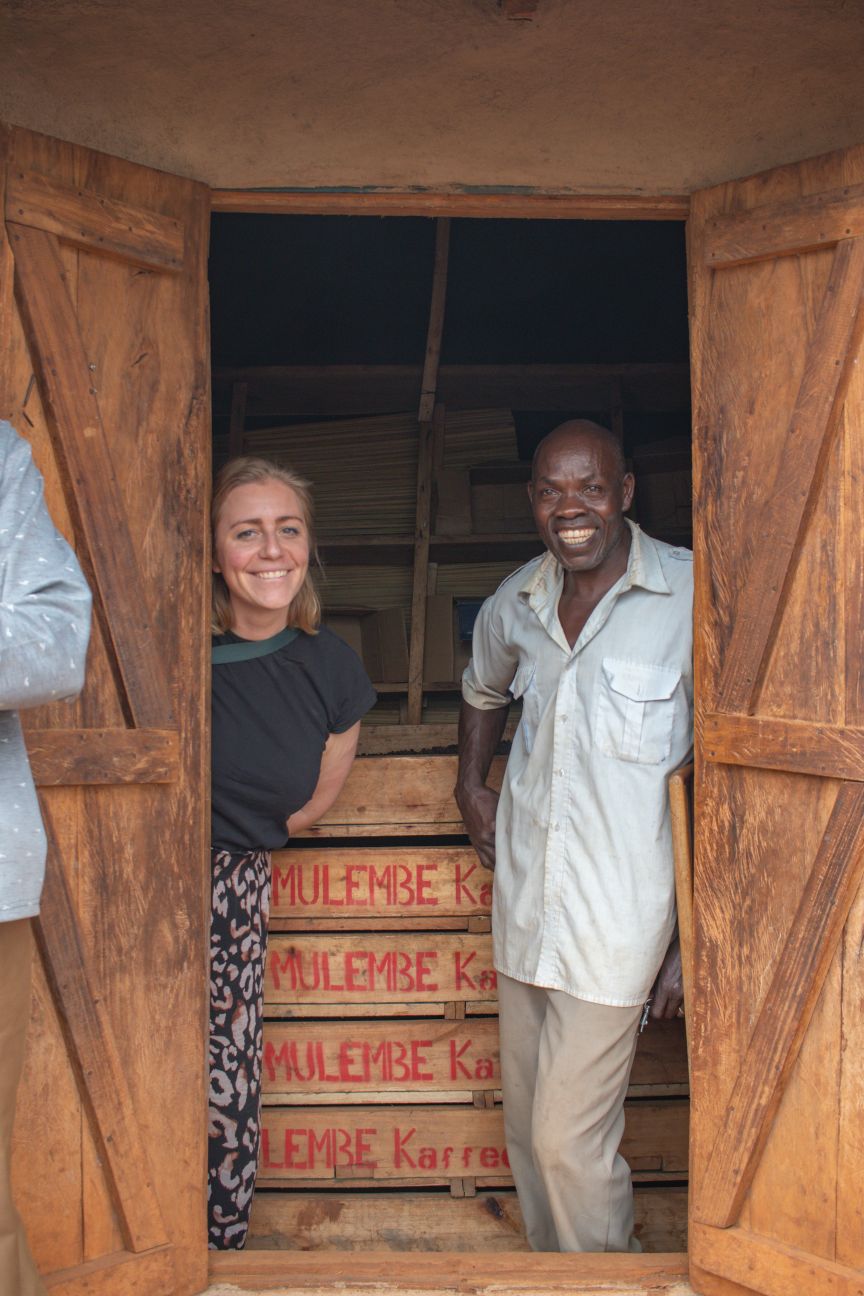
top-left (249, 756), bottom-right (689, 1252)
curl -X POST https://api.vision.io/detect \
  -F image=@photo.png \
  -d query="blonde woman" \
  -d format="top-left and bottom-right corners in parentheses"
top-left (208, 457), bottom-right (375, 1247)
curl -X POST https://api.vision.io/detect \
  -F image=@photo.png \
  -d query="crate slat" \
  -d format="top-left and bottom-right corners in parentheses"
top-left (298, 755), bottom-right (505, 835)
top-left (266, 933), bottom-right (496, 1008)
top-left (263, 1019), bottom-right (499, 1101)
top-left (259, 1101), bottom-right (689, 1184)
top-left (262, 1017), bottom-right (688, 1102)
top-left (271, 847), bottom-right (492, 921)
top-left (246, 1186), bottom-right (688, 1253)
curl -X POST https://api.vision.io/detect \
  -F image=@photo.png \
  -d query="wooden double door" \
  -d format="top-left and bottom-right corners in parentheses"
top-left (2, 120), bottom-right (864, 1296)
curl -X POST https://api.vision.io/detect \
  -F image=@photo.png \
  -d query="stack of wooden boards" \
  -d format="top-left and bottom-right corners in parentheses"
top-left (244, 407), bottom-right (522, 538)
top-left (249, 755), bottom-right (690, 1252)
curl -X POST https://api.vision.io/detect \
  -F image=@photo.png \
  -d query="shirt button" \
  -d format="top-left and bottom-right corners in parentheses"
top-left (556, 768), bottom-right (564, 777)
top-left (560, 714), bottom-right (568, 722)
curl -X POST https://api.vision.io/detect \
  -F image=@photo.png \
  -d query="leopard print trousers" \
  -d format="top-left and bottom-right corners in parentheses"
top-left (208, 846), bottom-right (271, 1249)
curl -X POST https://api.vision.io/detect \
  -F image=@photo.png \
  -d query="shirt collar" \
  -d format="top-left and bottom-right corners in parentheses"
top-left (518, 518), bottom-right (671, 609)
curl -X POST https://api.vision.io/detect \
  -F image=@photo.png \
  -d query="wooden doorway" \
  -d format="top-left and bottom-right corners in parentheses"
top-left (207, 201), bottom-right (693, 1277)
top-left (4, 121), bottom-right (864, 1296)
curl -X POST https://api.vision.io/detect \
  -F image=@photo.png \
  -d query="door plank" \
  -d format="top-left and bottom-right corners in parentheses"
top-left (44, 1247), bottom-right (175, 1296)
top-left (703, 713), bottom-right (864, 780)
top-left (35, 805), bottom-right (169, 1254)
top-left (837, 377), bottom-right (864, 1271)
top-left (716, 235), bottom-right (864, 714)
top-left (691, 1222), bottom-right (864, 1296)
top-left (6, 168), bottom-right (184, 270)
top-left (27, 727), bottom-right (179, 785)
top-left (695, 781), bottom-right (864, 1229)
top-left (704, 182), bottom-right (864, 267)
top-left (8, 220), bottom-right (173, 727)
top-left (210, 1248), bottom-right (691, 1293)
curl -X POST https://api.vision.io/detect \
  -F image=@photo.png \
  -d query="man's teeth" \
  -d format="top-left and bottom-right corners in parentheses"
top-left (558, 528), bottom-right (595, 544)
top-left (255, 570), bottom-right (289, 579)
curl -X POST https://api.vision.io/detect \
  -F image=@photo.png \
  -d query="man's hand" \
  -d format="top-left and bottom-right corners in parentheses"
top-left (649, 935), bottom-right (684, 1020)
top-left (455, 782), bottom-right (499, 871)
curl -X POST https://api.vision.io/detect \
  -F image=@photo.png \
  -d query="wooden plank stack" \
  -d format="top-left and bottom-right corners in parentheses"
top-left (250, 755), bottom-right (690, 1252)
top-left (244, 408), bottom-right (518, 538)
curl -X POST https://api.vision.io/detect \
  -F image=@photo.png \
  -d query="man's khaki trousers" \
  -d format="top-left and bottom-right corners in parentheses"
top-left (497, 973), bottom-right (643, 1252)
top-left (0, 919), bottom-right (48, 1296)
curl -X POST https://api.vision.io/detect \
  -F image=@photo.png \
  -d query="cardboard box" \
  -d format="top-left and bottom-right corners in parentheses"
top-left (470, 463), bottom-right (534, 534)
top-left (434, 468), bottom-right (472, 536)
top-left (324, 607), bottom-right (408, 683)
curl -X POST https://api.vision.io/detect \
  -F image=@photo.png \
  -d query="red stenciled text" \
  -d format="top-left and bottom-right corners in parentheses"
top-left (273, 861), bottom-right (439, 909)
top-left (393, 1128), bottom-right (510, 1172)
top-left (454, 950), bottom-right (496, 993)
top-left (269, 946), bottom-right (440, 994)
top-left (265, 1037), bottom-right (434, 1084)
top-left (453, 858), bottom-right (493, 909)
top-left (262, 1124), bottom-right (378, 1171)
top-left (448, 1037), bottom-right (496, 1081)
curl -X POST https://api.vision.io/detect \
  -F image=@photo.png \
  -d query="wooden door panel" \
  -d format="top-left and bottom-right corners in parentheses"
top-left (1, 123), bottom-right (210, 1296)
top-left (690, 143), bottom-right (864, 1295)
top-left (9, 219), bottom-right (173, 726)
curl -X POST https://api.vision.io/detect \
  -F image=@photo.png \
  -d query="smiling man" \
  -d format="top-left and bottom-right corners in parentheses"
top-left (455, 419), bottom-right (693, 1253)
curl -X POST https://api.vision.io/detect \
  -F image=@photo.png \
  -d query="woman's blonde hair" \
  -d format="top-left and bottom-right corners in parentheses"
top-left (211, 456), bottom-right (321, 636)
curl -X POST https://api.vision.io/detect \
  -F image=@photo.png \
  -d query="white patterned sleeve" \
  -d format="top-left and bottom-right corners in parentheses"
top-left (0, 423), bottom-right (92, 710)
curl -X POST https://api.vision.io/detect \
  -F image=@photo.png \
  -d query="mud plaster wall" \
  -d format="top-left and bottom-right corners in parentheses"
top-left (2, 0), bottom-right (864, 194)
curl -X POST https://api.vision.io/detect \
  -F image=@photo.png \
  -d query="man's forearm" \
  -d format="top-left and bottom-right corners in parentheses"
top-left (456, 698), bottom-right (509, 792)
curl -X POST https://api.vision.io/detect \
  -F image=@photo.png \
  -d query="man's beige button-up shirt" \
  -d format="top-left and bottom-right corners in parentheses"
top-left (462, 521), bottom-right (693, 1007)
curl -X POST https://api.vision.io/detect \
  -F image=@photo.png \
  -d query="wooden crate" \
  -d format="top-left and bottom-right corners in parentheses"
top-left (257, 754), bottom-right (690, 1252)
top-left (258, 1102), bottom-right (689, 1186)
top-left (262, 1017), bottom-right (689, 1104)
top-left (246, 1186), bottom-right (689, 1253)
top-left (298, 754), bottom-right (505, 836)
top-left (266, 932), bottom-right (497, 1017)
top-left (271, 846), bottom-right (493, 930)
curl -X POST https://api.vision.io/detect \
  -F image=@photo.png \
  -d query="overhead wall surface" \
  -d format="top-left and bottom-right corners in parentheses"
top-left (2, 0), bottom-right (864, 194)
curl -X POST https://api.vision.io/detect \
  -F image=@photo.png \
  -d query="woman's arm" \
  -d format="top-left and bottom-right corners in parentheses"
top-left (286, 722), bottom-right (362, 836)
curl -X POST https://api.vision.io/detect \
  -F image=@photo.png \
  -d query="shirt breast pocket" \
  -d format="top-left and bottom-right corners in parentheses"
top-left (510, 660), bottom-right (539, 754)
top-left (596, 657), bottom-right (681, 765)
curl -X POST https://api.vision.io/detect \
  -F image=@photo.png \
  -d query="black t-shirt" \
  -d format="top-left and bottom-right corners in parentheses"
top-left (211, 625), bottom-right (377, 850)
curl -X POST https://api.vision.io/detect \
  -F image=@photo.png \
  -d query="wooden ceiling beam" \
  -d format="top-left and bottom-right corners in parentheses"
top-left (212, 363), bottom-right (690, 417)
top-left (210, 190), bottom-right (688, 220)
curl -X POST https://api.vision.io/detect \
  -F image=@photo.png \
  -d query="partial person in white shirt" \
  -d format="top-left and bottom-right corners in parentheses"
top-left (0, 422), bottom-right (91, 1296)
top-left (455, 419), bottom-right (693, 1254)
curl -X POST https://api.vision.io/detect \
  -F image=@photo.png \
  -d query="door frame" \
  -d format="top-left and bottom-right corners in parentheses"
top-left (206, 182), bottom-right (692, 1293)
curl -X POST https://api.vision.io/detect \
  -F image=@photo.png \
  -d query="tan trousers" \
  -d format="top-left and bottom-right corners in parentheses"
top-left (497, 973), bottom-right (643, 1253)
top-left (0, 920), bottom-right (48, 1296)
